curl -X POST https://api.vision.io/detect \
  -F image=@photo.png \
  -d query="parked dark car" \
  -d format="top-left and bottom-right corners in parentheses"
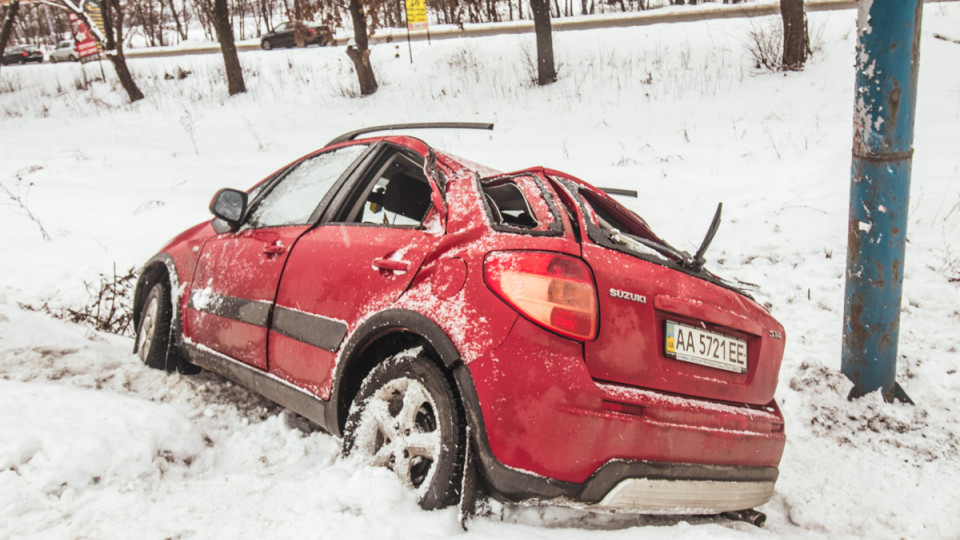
top-left (134, 123), bottom-right (786, 521)
top-left (2, 44), bottom-right (43, 65)
top-left (260, 21), bottom-right (334, 50)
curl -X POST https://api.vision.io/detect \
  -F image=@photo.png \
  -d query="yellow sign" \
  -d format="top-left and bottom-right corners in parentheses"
top-left (405, 0), bottom-right (428, 31)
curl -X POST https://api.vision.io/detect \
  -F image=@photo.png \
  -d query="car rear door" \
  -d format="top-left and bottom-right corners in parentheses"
top-left (267, 144), bottom-right (443, 396)
top-left (184, 143), bottom-right (371, 369)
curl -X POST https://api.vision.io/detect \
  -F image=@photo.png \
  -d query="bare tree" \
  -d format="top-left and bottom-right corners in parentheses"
top-left (530, 0), bottom-right (556, 85)
top-left (192, 0), bottom-right (245, 94)
top-left (780, 0), bottom-right (808, 70)
top-left (0, 0), bottom-right (21, 75)
top-left (346, 0), bottom-right (377, 95)
top-left (101, 0), bottom-right (145, 101)
top-left (212, 0), bottom-right (246, 94)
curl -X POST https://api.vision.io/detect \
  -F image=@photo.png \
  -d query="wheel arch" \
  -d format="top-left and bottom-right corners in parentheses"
top-left (329, 309), bottom-right (462, 437)
top-left (133, 253), bottom-right (186, 372)
top-left (134, 254), bottom-right (178, 328)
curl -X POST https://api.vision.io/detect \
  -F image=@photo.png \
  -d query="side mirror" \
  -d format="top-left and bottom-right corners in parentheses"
top-left (209, 188), bottom-right (247, 230)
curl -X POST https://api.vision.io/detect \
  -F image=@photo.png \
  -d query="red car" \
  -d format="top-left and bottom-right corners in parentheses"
top-left (134, 123), bottom-right (786, 520)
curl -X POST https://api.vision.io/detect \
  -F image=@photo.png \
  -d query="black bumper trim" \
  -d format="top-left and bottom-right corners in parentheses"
top-left (452, 364), bottom-right (580, 501)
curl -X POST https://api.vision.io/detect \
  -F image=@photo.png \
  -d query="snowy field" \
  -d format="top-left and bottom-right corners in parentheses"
top-left (2, 5), bottom-right (960, 539)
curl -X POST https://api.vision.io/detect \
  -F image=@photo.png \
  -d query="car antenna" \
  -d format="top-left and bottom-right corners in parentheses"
top-left (687, 202), bottom-right (722, 271)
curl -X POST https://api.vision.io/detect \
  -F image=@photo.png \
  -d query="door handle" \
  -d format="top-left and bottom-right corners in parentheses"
top-left (263, 243), bottom-right (286, 255)
top-left (372, 258), bottom-right (411, 272)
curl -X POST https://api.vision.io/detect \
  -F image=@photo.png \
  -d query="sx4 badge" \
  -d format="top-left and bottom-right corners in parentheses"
top-left (609, 288), bottom-right (647, 304)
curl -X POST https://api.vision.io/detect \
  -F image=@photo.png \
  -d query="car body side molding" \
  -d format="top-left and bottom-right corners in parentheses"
top-left (188, 292), bottom-right (272, 327)
top-left (186, 292), bottom-right (349, 353)
top-left (272, 305), bottom-right (348, 351)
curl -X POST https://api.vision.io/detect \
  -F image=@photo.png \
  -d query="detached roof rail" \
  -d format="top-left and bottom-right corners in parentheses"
top-left (327, 122), bottom-right (494, 146)
top-left (599, 188), bottom-right (639, 198)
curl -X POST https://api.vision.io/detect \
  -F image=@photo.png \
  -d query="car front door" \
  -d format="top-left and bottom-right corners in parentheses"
top-left (267, 145), bottom-right (444, 396)
top-left (183, 143), bottom-right (371, 369)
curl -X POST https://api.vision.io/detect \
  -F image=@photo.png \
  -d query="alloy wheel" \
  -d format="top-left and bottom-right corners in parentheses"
top-left (353, 377), bottom-right (443, 492)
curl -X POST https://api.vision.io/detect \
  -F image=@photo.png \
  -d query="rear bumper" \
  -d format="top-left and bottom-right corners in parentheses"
top-left (455, 364), bottom-right (782, 514)
top-left (453, 317), bottom-right (786, 514)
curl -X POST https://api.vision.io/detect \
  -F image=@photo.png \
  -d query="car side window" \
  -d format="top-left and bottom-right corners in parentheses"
top-left (245, 144), bottom-right (367, 229)
top-left (344, 152), bottom-right (434, 228)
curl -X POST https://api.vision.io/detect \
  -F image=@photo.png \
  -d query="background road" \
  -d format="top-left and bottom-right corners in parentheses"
top-left (123, 0), bottom-right (883, 59)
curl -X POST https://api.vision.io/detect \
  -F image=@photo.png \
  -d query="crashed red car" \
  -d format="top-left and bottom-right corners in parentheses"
top-left (134, 123), bottom-right (786, 519)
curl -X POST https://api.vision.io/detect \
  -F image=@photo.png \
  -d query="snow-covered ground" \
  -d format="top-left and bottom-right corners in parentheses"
top-left (2, 5), bottom-right (959, 539)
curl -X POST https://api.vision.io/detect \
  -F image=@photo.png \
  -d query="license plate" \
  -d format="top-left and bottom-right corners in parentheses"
top-left (665, 321), bottom-right (748, 374)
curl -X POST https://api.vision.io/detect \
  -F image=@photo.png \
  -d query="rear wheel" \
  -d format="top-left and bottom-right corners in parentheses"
top-left (343, 352), bottom-right (464, 510)
top-left (136, 281), bottom-right (171, 370)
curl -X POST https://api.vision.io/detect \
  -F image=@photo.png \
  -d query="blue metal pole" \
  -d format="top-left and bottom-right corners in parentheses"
top-left (842, 0), bottom-right (923, 402)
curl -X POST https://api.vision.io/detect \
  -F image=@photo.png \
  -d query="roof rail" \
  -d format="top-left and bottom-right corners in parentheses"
top-left (327, 122), bottom-right (494, 146)
top-left (599, 187), bottom-right (639, 198)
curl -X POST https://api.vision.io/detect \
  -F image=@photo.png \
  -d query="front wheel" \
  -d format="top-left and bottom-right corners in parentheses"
top-left (343, 352), bottom-right (464, 510)
top-left (135, 281), bottom-right (171, 370)
top-left (261, 39), bottom-right (273, 50)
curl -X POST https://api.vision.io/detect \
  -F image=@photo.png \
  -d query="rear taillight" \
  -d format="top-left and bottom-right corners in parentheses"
top-left (484, 250), bottom-right (598, 340)
top-left (21, 52), bottom-right (28, 57)
top-left (308, 28), bottom-right (316, 36)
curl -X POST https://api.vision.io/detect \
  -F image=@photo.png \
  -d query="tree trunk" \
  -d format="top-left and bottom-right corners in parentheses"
top-left (102, 0), bottom-right (145, 103)
top-left (212, 0), bottom-right (246, 95)
top-left (530, 0), bottom-right (556, 85)
top-left (168, 0), bottom-right (187, 41)
top-left (194, 1), bottom-right (214, 40)
top-left (346, 0), bottom-right (377, 95)
top-left (0, 0), bottom-right (21, 76)
top-left (781, 0), bottom-right (808, 70)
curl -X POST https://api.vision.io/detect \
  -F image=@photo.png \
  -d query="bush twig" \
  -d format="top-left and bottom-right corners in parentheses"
top-left (20, 265), bottom-right (139, 336)
top-left (2, 166), bottom-right (50, 241)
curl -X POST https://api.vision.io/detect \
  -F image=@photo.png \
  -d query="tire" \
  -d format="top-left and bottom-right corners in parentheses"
top-left (343, 352), bottom-right (464, 510)
top-left (135, 281), bottom-right (171, 370)
top-left (261, 39), bottom-right (273, 51)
